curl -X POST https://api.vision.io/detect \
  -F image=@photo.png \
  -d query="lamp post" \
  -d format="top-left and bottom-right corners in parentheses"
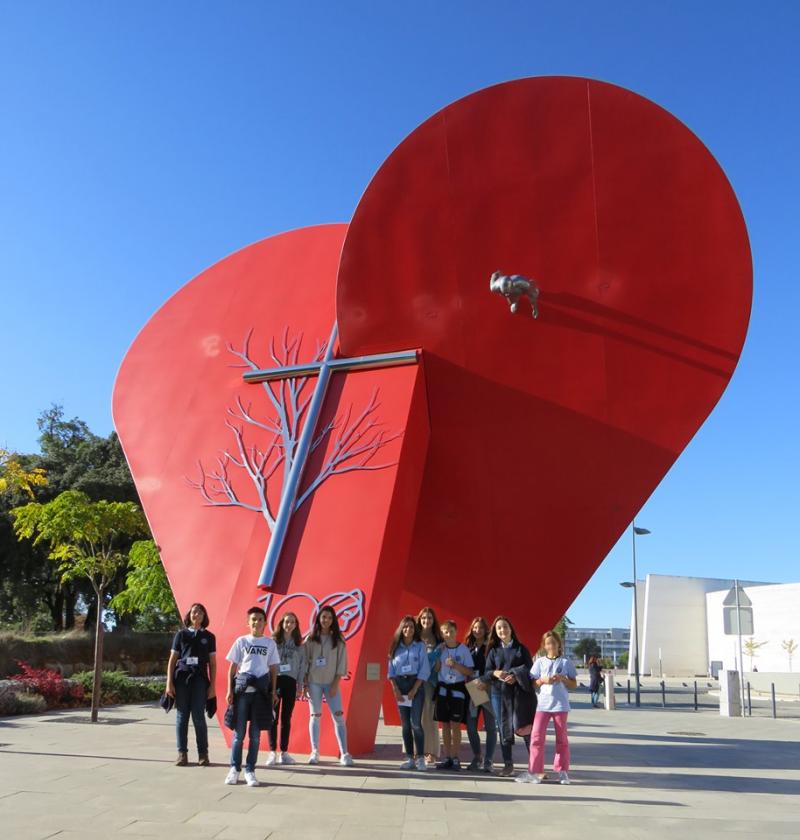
top-left (621, 521), bottom-right (650, 708)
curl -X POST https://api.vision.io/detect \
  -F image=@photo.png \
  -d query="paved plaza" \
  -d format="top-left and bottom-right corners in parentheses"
top-left (1, 699), bottom-right (799, 840)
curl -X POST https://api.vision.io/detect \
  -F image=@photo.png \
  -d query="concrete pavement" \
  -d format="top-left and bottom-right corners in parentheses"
top-left (1, 699), bottom-right (799, 839)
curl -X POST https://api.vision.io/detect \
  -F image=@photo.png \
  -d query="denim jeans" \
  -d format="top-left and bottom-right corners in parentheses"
top-left (397, 689), bottom-right (425, 757)
top-left (491, 689), bottom-right (530, 763)
top-left (308, 682), bottom-right (347, 754)
top-left (174, 675), bottom-right (208, 755)
top-left (465, 700), bottom-right (497, 762)
top-left (230, 691), bottom-right (261, 772)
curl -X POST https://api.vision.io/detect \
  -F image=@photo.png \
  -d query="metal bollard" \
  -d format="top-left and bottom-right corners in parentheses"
top-left (694, 680), bottom-right (698, 711)
top-left (772, 683), bottom-right (777, 718)
top-left (627, 679), bottom-right (631, 705)
top-left (747, 682), bottom-right (752, 716)
top-left (661, 680), bottom-right (666, 707)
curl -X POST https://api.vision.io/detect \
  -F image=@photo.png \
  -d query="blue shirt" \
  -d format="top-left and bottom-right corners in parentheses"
top-left (438, 643), bottom-right (474, 684)
top-left (388, 640), bottom-right (431, 681)
top-left (530, 656), bottom-right (577, 713)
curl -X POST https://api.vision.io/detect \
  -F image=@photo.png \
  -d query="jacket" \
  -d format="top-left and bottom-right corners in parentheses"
top-left (484, 641), bottom-right (536, 743)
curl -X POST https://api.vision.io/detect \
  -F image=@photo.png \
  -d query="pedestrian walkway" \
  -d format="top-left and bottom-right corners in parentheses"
top-left (1, 700), bottom-right (799, 839)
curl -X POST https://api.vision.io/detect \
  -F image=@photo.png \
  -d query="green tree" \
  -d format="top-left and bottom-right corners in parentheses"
top-left (572, 637), bottom-right (601, 661)
top-left (109, 540), bottom-right (180, 630)
top-left (34, 405), bottom-right (138, 503)
top-left (553, 615), bottom-right (573, 639)
top-left (742, 637), bottom-right (768, 671)
top-left (12, 490), bottom-right (147, 721)
top-left (1, 407), bottom-right (146, 632)
top-left (0, 448), bottom-right (47, 498)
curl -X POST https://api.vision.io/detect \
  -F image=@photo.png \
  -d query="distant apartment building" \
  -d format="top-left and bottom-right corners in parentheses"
top-left (564, 626), bottom-right (630, 665)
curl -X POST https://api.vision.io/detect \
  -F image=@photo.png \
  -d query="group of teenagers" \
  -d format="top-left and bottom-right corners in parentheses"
top-left (165, 602), bottom-right (577, 787)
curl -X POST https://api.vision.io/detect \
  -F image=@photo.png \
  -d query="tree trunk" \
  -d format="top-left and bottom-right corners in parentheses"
top-left (64, 586), bottom-right (76, 630)
top-left (90, 586), bottom-right (104, 723)
top-left (46, 591), bottom-right (64, 631)
top-left (84, 594), bottom-right (97, 633)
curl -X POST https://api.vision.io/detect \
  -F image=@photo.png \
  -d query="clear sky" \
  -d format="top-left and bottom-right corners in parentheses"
top-left (1, 2), bottom-right (798, 628)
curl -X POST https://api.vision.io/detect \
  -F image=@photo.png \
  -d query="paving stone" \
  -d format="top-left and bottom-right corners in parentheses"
top-left (2, 701), bottom-right (800, 838)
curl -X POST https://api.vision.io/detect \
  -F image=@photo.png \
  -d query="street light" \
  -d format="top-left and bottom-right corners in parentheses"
top-left (621, 521), bottom-right (650, 708)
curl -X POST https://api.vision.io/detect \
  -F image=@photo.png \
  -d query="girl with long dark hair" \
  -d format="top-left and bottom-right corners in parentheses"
top-left (416, 606), bottom-right (444, 765)
top-left (464, 616), bottom-right (497, 772)
top-left (304, 605), bottom-right (353, 766)
top-left (387, 615), bottom-right (431, 770)
top-left (166, 602), bottom-right (217, 767)
top-left (484, 615), bottom-right (535, 777)
top-left (265, 611), bottom-right (307, 767)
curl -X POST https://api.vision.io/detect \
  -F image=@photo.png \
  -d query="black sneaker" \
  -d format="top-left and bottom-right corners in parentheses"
top-left (435, 757), bottom-right (454, 770)
top-left (451, 758), bottom-right (461, 771)
top-left (466, 757), bottom-right (481, 771)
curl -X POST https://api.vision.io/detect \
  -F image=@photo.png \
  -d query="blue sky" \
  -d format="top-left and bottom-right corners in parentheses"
top-left (1, 2), bottom-right (798, 627)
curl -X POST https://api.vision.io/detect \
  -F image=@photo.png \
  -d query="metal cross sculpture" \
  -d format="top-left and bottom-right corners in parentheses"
top-left (241, 322), bottom-right (417, 588)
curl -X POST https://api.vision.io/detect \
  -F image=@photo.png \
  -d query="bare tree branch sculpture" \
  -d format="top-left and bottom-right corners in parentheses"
top-left (187, 328), bottom-right (401, 531)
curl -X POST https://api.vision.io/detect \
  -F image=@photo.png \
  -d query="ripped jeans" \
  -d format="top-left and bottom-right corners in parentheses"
top-left (307, 682), bottom-right (348, 755)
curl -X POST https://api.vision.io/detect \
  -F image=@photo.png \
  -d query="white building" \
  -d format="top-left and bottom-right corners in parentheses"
top-left (564, 626), bottom-right (630, 664)
top-left (707, 582), bottom-right (800, 674)
top-left (627, 573), bottom-right (775, 677)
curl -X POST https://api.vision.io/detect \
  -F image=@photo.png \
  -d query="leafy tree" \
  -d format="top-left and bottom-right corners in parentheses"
top-left (12, 490), bottom-right (147, 721)
top-left (0, 449), bottom-right (47, 498)
top-left (782, 639), bottom-right (797, 672)
top-left (742, 637), bottom-right (768, 671)
top-left (553, 615), bottom-right (573, 639)
top-left (34, 405), bottom-right (138, 503)
top-left (572, 637), bottom-right (601, 661)
top-left (0, 407), bottom-right (146, 632)
top-left (618, 651), bottom-right (629, 669)
top-left (109, 540), bottom-right (180, 630)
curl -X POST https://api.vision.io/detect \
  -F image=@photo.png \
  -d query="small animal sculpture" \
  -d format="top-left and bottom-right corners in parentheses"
top-left (489, 271), bottom-right (540, 318)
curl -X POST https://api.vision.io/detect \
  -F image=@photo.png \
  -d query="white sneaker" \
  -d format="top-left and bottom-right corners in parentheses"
top-left (559, 771), bottom-right (571, 785)
top-left (224, 768), bottom-right (240, 785)
top-left (415, 756), bottom-right (427, 772)
top-left (244, 769), bottom-right (260, 787)
top-left (340, 753), bottom-right (354, 766)
top-left (515, 771), bottom-right (535, 784)
top-left (399, 757), bottom-right (415, 769)
top-left (264, 751), bottom-right (277, 767)
top-left (280, 752), bottom-right (295, 765)
top-left (308, 750), bottom-right (320, 765)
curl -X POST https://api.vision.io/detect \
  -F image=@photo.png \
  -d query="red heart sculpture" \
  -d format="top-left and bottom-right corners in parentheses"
top-left (337, 76), bottom-right (751, 643)
top-left (115, 77), bottom-right (751, 754)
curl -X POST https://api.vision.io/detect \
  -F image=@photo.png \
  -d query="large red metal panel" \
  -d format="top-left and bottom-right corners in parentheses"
top-left (113, 225), bottom-right (430, 755)
top-left (337, 77), bottom-right (752, 652)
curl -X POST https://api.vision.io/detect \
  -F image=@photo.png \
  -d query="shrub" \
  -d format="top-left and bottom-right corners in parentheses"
top-left (10, 660), bottom-right (84, 708)
top-left (72, 670), bottom-right (163, 705)
top-left (0, 685), bottom-right (48, 716)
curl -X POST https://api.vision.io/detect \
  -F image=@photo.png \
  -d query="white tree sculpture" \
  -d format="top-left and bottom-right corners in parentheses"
top-left (188, 328), bottom-right (401, 530)
top-left (782, 639), bottom-right (798, 673)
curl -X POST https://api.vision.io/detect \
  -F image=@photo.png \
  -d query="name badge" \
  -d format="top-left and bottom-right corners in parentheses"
top-left (185, 656), bottom-right (199, 666)
top-left (400, 664), bottom-right (414, 674)
top-left (447, 672), bottom-right (458, 683)
top-left (315, 657), bottom-right (327, 668)
top-left (279, 663), bottom-right (292, 673)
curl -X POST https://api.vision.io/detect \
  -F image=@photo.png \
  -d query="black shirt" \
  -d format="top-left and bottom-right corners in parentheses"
top-left (171, 628), bottom-right (216, 674)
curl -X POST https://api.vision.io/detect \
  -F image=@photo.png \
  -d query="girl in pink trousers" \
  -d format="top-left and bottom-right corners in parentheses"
top-left (517, 630), bottom-right (577, 784)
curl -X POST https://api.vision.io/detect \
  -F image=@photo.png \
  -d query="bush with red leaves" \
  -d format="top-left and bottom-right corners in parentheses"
top-left (10, 660), bottom-right (84, 709)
